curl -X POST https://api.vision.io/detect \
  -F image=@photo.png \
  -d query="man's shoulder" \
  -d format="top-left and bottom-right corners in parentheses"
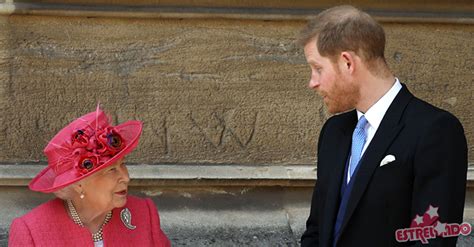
top-left (322, 110), bottom-right (356, 130)
top-left (404, 96), bottom-right (463, 129)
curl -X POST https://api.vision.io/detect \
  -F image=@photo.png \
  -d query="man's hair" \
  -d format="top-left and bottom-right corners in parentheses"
top-left (298, 5), bottom-right (387, 67)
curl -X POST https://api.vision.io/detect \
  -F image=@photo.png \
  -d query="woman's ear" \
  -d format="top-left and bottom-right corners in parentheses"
top-left (72, 183), bottom-right (87, 199)
top-left (71, 183), bottom-right (83, 194)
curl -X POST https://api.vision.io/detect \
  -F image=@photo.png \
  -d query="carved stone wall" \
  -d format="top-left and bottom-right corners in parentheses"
top-left (0, 15), bottom-right (472, 165)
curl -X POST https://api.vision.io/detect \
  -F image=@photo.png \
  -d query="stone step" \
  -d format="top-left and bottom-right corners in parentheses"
top-left (2, 185), bottom-right (474, 246)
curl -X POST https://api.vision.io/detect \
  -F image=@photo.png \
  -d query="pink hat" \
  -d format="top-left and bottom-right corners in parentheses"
top-left (29, 107), bottom-right (143, 193)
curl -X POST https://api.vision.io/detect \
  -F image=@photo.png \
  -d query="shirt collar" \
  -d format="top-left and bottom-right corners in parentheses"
top-left (356, 78), bottom-right (402, 129)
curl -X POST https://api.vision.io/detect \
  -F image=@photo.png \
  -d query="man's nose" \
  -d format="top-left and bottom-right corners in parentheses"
top-left (308, 75), bottom-right (320, 89)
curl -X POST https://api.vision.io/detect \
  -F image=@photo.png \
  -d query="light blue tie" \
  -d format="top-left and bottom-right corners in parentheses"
top-left (349, 116), bottom-right (368, 180)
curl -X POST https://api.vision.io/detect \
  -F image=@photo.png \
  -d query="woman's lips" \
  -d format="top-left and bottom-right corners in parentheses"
top-left (115, 190), bottom-right (127, 196)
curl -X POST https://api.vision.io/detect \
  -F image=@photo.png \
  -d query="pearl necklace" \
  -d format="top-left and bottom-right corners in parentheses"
top-left (66, 200), bottom-right (112, 242)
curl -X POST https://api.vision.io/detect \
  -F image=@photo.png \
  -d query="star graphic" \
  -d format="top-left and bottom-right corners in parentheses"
top-left (426, 205), bottom-right (439, 219)
top-left (414, 214), bottom-right (424, 225)
top-left (434, 221), bottom-right (446, 235)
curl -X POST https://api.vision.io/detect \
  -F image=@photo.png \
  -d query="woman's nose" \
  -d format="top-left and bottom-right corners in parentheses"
top-left (119, 165), bottom-right (130, 183)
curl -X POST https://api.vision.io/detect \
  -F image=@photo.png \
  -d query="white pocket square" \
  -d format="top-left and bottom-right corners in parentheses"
top-left (380, 155), bottom-right (396, 167)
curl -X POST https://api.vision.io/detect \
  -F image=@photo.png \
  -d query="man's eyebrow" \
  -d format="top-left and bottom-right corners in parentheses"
top-left (307, 59), bottom-right (321, 65)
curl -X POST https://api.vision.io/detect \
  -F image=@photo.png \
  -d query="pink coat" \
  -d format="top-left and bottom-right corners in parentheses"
top-left (9, 195), bottom-right (171, 247)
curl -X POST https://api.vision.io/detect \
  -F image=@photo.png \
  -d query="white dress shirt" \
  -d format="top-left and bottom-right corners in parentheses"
top-left (347, 78), bottom-right (402, 183)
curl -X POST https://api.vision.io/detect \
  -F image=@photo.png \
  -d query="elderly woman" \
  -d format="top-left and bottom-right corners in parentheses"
top-left (8, 107), bottom-right (170, 247)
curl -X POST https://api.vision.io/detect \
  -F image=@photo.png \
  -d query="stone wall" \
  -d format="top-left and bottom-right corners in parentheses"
top-left (0, 15), bottom-right (472, 165)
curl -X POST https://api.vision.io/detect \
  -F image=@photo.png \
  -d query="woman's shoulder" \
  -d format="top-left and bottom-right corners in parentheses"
top-left (126, 195), bottom-right (155, 207)
top-left (9, 198), bottom-right (75, 242)
top-left (15, 198), bottom-right (65, 224)
top-left (124, 195), bottom-right (157, 212)
top-left (10, 198), bottom-right (92, 246)
top-left (120, 195), bottom-right (160, 221)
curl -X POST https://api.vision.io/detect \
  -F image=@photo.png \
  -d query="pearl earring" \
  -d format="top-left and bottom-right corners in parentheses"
top-left (80, 192), bottom-right (85, 199)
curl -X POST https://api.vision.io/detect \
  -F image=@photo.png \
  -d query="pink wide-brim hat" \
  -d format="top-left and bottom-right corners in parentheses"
top-left (29, 107), bottom-right (142, 193)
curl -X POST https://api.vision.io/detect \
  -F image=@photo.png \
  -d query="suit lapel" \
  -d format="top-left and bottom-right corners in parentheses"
top-left (320, 111), bottom-right (356, 245)
top-left (338, 85), bottom-right (414, 236)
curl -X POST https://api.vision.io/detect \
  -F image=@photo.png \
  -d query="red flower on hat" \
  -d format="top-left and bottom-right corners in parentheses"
top-left (96, 127), bottom-right (124, 156)
top-left (71, 129), bottom-right (89, 148)
top-left (71, 127), bottom-right (125, 176)
top-left (76, 155), bottom-right (99, 176)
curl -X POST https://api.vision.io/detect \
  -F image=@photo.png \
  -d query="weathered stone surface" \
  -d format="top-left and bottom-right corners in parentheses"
top-left (0, 15), bottom-right (472, 165)
top-left (385, 24), bottom-right (473, 154)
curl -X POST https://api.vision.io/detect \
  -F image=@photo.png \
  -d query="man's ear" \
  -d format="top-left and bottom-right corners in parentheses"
top-left (339, 51), bottom-right (357, 75)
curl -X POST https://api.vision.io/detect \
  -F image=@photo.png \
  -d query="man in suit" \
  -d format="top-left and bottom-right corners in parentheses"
top-left (299, 5), bottom-right (468, 247)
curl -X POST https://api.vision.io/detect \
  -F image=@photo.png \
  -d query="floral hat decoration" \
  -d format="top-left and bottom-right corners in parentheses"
top-left (29, 106), bottom-right (143, 193)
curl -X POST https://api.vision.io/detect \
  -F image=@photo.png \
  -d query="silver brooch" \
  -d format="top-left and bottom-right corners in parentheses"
top-left (120, 208), bottom-right (137, 230)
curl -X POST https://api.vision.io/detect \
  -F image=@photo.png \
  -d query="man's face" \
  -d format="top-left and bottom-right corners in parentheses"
top-left (303, 40), bottom-right (359, 114)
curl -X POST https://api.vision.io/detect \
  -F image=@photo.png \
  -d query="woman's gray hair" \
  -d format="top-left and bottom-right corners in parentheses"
top-left (53, 184), bottom-right (79, 200)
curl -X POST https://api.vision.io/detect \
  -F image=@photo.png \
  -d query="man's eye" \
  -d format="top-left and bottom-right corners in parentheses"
top-left (311, 65), bottom-right (321, 73)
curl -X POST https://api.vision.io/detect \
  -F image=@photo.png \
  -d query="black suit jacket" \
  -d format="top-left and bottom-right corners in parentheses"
top-left (301, 85), bottom-right (468, 247)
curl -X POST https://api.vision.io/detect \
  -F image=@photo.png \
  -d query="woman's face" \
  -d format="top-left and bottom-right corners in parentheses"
top-left (79, 158), bottom-right (130, 213)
